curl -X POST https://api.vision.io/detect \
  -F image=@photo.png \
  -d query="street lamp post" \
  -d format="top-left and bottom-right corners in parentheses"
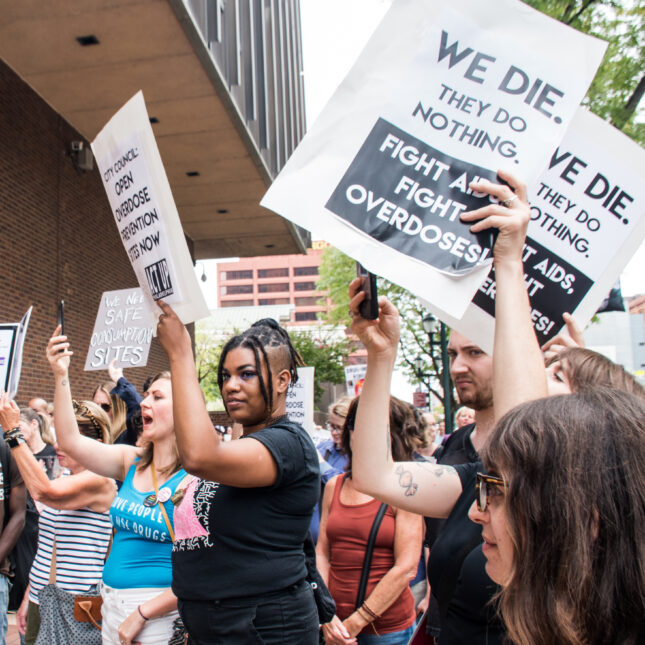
top-left (421, 313), bottom-right (454, 435)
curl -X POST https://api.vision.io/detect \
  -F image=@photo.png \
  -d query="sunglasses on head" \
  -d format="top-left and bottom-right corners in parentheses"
top-left (475, 472), bottom-right (506, 512)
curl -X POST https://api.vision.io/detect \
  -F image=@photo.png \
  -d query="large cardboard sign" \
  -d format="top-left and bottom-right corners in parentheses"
top-left (286, 366), bottom-right (315, 434)
top-left (0, 308), bottom-right (32, 398)
top-left (91, 92), bottom-right (209, 327)
top-left (84, 288), bottom-right (154, 371)
top-left (426, 109), bottom-right (645, 353)
top-left (262, 0), bottom-right (606, 317)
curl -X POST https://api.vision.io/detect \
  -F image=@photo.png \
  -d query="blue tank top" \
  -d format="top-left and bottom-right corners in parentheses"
top-left (103, 462), bottom-right (186, 588)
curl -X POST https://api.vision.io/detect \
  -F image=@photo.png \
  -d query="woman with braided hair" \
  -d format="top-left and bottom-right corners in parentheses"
top-left (157, 302), bottom-right (321, 644)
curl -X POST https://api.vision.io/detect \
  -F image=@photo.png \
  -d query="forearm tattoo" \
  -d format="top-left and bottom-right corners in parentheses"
top-left (395, 465), bottom-right (418, 497)
top-left (60, 379), bottom-right (67, 386)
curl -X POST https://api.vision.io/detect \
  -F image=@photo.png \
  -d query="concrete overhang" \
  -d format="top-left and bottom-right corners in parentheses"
top-left (0, 0), bottom-right (308, 259)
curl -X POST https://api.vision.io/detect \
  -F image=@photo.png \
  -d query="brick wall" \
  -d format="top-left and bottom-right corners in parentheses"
top-left (0, 61), bottom-right (180, 406)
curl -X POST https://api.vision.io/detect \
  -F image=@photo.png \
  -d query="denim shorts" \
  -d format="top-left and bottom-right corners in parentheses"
top-left (179, 579), bottom-right (319, 645)
top-left (357, 624), bottom-right (415, 644)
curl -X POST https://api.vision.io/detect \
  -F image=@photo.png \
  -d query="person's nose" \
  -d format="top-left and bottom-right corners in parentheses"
top-left (468, 500), bottom-right (486, 525)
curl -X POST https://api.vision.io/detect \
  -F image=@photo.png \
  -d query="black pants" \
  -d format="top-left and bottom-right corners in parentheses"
top-left (179, 579), bottom-right (319, 645)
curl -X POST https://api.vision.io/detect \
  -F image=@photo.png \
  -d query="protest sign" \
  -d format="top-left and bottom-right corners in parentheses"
top-left (91, 91), bottom-right (209, 328)
top-left (345, 364), bottom-right (367, 397)
top-left (261, 0), bottom-right (606, 317)
top-left (84, 288), bottom-right (154, 371)
top-left (0, 307), bottom-right (33, 398)
top-left (286, 366), bottom-right (314, 433)
top-left (424, 108), bottom-right (645, 353)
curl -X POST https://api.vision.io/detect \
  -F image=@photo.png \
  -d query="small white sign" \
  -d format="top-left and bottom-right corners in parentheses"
top-left (344, 364), bottom-right (367, 397)
top-left (91, 91), bottom-right (209, 328)
top-left (84, 288), bottom-right (154, 371)
top-left (286, 366), bottom-right (315, 434)
top-left (0, 307), bottom-right (33, 398)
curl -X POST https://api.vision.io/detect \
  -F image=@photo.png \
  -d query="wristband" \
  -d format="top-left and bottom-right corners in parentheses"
top-left (4, 427), bottom-right (24, 449)
top-left (137, 605), bottom-right (149, 621)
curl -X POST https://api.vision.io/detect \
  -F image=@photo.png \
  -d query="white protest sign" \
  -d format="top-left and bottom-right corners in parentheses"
top-left (286, 366), bottom-right (315, 433)
top-left (84, 288), bottom-right (154, 371)
top-left (0, 307), bottom-right (33, 398)
top-left (261, 0), bottom-right (606, 318)
top-left (425, 108), bottom-right (645, 353)
top-left (91, 91), bottom-right (209, 328)
top-left (344, 364), bottom-right (367, 397)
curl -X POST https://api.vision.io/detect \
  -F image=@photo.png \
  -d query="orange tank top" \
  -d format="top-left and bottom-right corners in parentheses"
top-left (325, 474), bottom-right (415, 635)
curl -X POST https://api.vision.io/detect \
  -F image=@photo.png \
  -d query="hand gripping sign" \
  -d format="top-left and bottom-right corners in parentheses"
top-left (423, 108), bottom-right (645, 353)
top-left (91, 91), bottom-right (208, 327)
top-left (261, 0), bottom-right (606, 318)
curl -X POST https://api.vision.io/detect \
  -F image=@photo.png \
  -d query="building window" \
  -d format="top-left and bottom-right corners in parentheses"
top-left (220, 299), bottom-right (254, 307)
top-left (258, 282), bottom-right (289, 293)
top-left (295, 297), bottom-right (320, 306)
top-left (258, 298), bottom-right (290, 305)
top-left (294, 281), bottom-right (316, 291)
top-left (295, 311), bottom-right (318, 322)
top-left (223, 270), bottom-right (253, 280)
top-left (293, 266), bottom-right (318, 276)
top-left (223, 284), bottom-right (253, 295)
top-left (258, 267), bottom-right (288, 278)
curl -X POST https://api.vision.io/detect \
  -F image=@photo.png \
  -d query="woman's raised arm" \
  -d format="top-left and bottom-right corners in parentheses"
top-left (46, 328), bottom-right (138, 480)
top-left (349, 284), bottom-right (462, 518)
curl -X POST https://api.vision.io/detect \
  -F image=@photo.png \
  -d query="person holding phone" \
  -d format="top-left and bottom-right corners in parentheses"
top-left (45, 328), bottom-right (186, 645)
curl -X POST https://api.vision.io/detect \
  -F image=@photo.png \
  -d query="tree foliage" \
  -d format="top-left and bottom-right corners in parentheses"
top-left (194, 330), bottom-right (226, 409)
top-left (290, 327), bottom-right (352, 403)
top-left (316, 246), bottom-right (456, 412)
top-left (525, 0), bottom-right (644, 144)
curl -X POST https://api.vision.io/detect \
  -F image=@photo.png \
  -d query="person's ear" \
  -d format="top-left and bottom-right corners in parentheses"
top-left (275, 368), bottom-right (292, 396)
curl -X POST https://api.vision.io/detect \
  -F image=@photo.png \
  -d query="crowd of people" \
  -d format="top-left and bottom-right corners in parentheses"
top-left (0, 169), bottom-right (642, 645)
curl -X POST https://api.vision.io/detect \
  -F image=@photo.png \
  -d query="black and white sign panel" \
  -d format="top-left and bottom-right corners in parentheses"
top-left (262, 0), bottom-right (606, 318)
top-left (423, 108), bottom-right (645, 353)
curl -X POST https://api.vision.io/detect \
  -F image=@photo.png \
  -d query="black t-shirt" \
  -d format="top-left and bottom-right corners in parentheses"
top-left (172, 420), bottom-right (320, 600)
top-left (425, 423), bottom-right (477, 548)
top-left (427, 463), bottom-right (505, 645)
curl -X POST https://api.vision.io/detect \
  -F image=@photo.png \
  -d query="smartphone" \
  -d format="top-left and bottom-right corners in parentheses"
top-left (57, 300), bottom-right (65, 336)
top-left (355, 262), bottom-right (379, 320)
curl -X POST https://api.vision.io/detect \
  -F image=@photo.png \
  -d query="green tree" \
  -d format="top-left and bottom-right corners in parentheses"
top-left (525, 0), bottom-right (644, 145)
top-left (316, 246), bottom-right (455, 412)
top-left (194, 329), bottom-right (225, 410)
top-left (290, 326), bottom-right (352, 404)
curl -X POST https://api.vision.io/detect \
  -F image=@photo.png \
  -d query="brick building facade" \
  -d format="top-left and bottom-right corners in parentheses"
top-left (0, 61), bottom-right (170, 405)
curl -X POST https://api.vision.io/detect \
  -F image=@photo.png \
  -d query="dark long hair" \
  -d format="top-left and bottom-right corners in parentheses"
top-left (217, 318), bottom-right (303, 420)
top-left (482, 389), bottom-right (645, 645)
top-left (342, 396), bottom-right (425, 471)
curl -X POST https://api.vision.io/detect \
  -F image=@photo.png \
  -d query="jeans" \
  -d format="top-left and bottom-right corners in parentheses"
top-left (0, 575), bottom-right (9, 645)
top-left (357, 624), bottom-right (415, 645)
top-left (179, 579), bottom-right (318, 645)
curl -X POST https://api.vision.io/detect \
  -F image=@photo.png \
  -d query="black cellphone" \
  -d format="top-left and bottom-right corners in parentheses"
top-left (57, 300), bottom-right (65, 336)
top-left (355, 262), bottom-right (379, 320)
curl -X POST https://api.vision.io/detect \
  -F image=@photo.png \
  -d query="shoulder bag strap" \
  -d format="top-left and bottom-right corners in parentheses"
top-left (151, 465), bottom-right (175, 542)
top-left (355, 502), bottom-right (388, 609)
top-left (49, 537), bottom-right (57, 585)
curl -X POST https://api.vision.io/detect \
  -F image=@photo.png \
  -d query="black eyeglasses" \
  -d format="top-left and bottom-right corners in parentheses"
top-left (326, 422), bottom-right (343, 433)
top-left (72, 400), bottom-right (103, 440)
top-left (475, 472), bottom-right (505, 512)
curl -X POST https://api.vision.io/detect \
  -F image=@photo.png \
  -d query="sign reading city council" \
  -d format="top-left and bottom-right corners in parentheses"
top-left (91, 91), bottom-right (208, 327)
top-left (261, 0), bottom-right (606, 317)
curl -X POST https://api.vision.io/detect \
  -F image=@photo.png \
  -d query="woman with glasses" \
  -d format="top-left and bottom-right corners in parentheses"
top-left (0, 395), bottom-right (114, 645)
top-left (46, 329), bottom-right (187, 645)
top-left (347, 170), bottom-right (645, 645)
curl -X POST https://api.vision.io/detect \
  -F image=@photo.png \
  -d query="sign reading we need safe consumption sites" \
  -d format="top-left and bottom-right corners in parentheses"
top-left (424, 108), bottom-right (645, 353)
top-left (91, 92), bottom-right (208, 328)
top-left (84, 288), bottom-right (154, 371)
top-left (262, 0), bottom-right (606, 318)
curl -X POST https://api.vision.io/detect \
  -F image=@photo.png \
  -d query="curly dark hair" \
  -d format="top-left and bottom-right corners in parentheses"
top-left (217, 318), bottom-right (303, 421)
top-left (341, 396), bottom-right (425, 471)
